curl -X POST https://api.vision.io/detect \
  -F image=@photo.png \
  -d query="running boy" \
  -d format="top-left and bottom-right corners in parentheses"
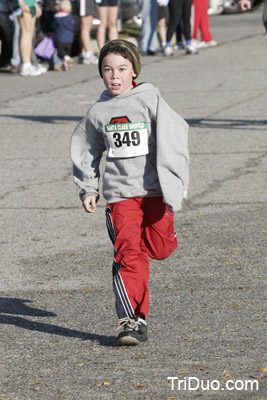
top-left (70, 39), bottom-right (189, 346)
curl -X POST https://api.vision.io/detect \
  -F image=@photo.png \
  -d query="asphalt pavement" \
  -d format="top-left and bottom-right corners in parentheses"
top-left (0, 6), bottom-right (266, 400)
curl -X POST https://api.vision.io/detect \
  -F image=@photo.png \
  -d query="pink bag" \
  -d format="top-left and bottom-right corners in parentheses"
top-left (34, 36), bottom-right (55, 59)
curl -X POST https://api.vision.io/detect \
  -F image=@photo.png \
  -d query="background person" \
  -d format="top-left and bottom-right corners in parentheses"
top-left (164, 0), bottom-right (196, 56)
top-left (12, 0), bottom-right (44, 76)
top-left (157, 0), bottom-right (169, 49)
top-left (174, 0), bottom-right (194, 52)
top-left (9, 6), bottom-right (43, 73)
top-left (191, 0), bottom-right (217, 49)
top-left (51, 0), bottom-right (74, 71)
top-left (138, 0), bottom-right (158, 55)
top-left (96, 0), bottom-right (119, 50)
top-left (76, 0), bottom-right (98, 64)
top-left (237, 0), bottom-right (267, 32)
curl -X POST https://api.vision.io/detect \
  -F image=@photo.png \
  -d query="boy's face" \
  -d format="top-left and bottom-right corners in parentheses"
top-left (102, 53), bottom-right (137, 96)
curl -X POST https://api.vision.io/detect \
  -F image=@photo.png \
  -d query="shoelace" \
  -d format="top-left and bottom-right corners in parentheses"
top-left (117, 317), bottom-right (140, 331)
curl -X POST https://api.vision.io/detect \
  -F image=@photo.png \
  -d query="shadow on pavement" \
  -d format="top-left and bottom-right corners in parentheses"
top-left (0, 298), bottom-right (117, 347)
top-left (0, 115), bottom-right (82, 124)
top-left (0, 297), bottom-right (56, 317)
top-left (187, 118), bottom-right (267, 130)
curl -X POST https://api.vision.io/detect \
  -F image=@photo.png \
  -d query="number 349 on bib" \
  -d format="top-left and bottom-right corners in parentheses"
top-left (104, 121), bottom-right (149, 158)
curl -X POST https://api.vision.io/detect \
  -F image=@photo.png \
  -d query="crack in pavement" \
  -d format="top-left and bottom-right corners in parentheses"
top-left (186, 152), bottom-right (266, 209)
top-left (0, 171), bottom-right (72, 200)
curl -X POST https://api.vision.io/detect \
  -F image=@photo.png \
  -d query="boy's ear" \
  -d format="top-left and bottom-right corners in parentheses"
top-left (133, 73), bottom-right (137, 79)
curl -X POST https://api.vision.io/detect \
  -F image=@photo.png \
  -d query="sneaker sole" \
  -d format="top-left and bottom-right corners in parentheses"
top-left (20, 73), bottom-right (42, 77)
top-left (82, 59), bottom-right (98, 65)
top-left (20, 70), bottom-right (43, 77)
top-left (118, 336), bottom-right (141, 346)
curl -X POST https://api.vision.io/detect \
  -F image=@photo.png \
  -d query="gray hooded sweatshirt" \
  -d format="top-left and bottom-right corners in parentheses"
top-left (70, 83), bottom-right (189, 212)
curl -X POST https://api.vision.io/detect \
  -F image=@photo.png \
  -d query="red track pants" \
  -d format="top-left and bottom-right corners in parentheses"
top-left (106, 197), bottom-right (178, 319)
top-left (192, 0), bottom-right (212, 42)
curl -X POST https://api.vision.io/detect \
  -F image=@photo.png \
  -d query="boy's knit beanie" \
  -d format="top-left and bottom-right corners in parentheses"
top-left (98, 39), bottom-right (141, 78)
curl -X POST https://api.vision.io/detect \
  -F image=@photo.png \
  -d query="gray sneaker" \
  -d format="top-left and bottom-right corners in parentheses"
top-left (10, 64), bottom-right (20, 74)
top-left (117, 317), bottom-right (148, 346)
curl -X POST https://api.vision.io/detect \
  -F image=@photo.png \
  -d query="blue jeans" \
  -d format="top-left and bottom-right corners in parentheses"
top-left (138, 0), bottom-right (158, 52)
top-left (10, 15), bottom-right (20, 67)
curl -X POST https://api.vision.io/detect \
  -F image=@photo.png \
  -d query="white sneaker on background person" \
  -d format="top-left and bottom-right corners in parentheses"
top-left (35, 63), bottom-right (47, 74)
top-left (20, 63), bottom-right (43, 77)
top-left (206, 40), bottom-right (218, 47)
top-left (163, 46), bottom-right (174, 57)
top-left (191, 38), bottom-right (199, 47)
top-left (197, 41), bottom-right (208, 49)
top-left (185, 43), bottom-right (198, 55)
top-left (79, 51), bottom-right (98, 65)
top-left (197, 40), bottom-right (218, 49)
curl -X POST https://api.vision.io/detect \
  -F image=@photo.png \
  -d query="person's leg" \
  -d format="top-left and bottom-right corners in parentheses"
top-left (157, 5), bottom-right (167, 47)
top-left (80, 14), bottom-right (93, 52)
top-left (182, 0), bottom-right (193, 42)
top-left (56, 41), bottom-right (65, 59)
top-left (106, 199), bottom-right (150, 320)
top-left (176, 22), bottom-right (182, 43)
top-left (11, 15), bottom-right (21, 68)
top-left (141, 197), bottom-right (178, 261)
top-left (64, 43), bottom-right (72, 58)
top-left (19, 12), bottom-right (35, 64)
top-left (19, 12), bottom-right (44, 76)
top-left (80, 14), bottom-right (98, 63)
top-left (61, 43), bottom-right (73, 70)
top-left (182, 0), bottom-right (197, 53)
top-left (263, 0), bottom-right (267, 32)
top-left (192, 0), bottom-right (200, 40)
top-left (50, 48), bottom-right (62, 70)
top-left (166, 0), bottom-right (182, 43)
top-left (30, 25), bottom-right (39, 66)
top-left (158, 17), bottom-right (167, 47)
top-left (199, 0), bottom-right (212, 42)
top-left (97, 6), bottom-right (108, 49)
top-left (164, 0), bottom-right (182, 55)
top-left (107, 5), bottom-right (118, 41)
top-left (139, 0), bottom-right (158, 53)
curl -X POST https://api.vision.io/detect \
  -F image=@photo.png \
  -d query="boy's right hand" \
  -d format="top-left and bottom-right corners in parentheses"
top-left (82, 196), bottom-right (97, 213)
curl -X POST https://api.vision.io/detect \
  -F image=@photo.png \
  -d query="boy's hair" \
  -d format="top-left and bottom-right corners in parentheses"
top-left (98, 39), bottom-right (141, 79)
top-left (59, 0), bottom-right (72, 12)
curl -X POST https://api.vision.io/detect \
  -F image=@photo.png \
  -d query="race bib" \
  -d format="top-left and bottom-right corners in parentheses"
top-left (104, 121), bottom-right (149, 158)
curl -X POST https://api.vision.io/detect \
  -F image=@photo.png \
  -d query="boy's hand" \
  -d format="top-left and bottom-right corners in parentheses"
top-left (82, 196), bottom-right (97, 213)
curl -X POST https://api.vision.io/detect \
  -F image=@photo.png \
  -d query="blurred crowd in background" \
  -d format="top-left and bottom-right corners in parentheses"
top-left (0, 0), bottom-right (265, 77)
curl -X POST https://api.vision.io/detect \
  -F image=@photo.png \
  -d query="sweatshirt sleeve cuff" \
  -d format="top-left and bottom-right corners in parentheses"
top-left (79, 190), bottom-right (100, 203)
